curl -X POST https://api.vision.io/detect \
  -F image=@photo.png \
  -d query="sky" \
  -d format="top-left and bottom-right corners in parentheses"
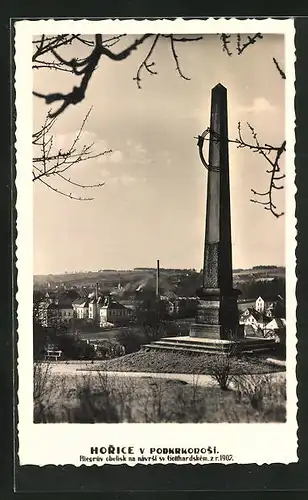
top-left (33, 34), bottom-right (285, 275)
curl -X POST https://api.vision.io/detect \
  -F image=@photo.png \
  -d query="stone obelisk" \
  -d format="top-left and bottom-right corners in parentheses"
top-left (190, 83), bottom-right (242, 340)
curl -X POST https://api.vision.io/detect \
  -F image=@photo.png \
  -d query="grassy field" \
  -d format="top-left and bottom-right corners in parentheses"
top-left (34, 365), bottom-right (286, 424)
top-left (99, 350), bottom-right (284, 375)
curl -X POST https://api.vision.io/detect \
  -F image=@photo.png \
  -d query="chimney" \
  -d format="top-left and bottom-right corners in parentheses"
top-left (156, 260), bottom-right (160, 299)
top-left (95, 282), bottom-right (99, 300)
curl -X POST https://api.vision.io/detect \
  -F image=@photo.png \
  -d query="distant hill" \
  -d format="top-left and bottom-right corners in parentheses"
top-left (34, 266), bottom-right (285, 298)
top-left (233, 266), bottom-right (285, 282)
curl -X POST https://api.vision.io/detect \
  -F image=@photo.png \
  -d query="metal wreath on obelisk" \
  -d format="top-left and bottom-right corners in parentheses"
top-left (190, 83), bottom-right (243, 341)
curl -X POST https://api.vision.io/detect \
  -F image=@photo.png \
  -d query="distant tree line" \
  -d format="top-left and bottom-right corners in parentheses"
top-left (236, 277), bottom-right (285, 300)
top-left (251, 265), bottom-right (282, 270)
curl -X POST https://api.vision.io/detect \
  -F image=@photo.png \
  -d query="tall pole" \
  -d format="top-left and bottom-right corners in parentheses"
top-left (156, 259), bottom-right (160, 327)
top-left (156, 259), bottom-right (160, 299)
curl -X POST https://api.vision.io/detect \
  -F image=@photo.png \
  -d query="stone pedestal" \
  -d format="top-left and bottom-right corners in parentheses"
top-left (190, 288), bottom-right (244, 340)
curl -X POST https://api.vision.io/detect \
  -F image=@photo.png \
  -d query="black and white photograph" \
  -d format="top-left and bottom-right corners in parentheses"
top-left (15, 19), bottom-right (297, 465)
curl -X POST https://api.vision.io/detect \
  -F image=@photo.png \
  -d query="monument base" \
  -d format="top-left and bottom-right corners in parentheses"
top-left (142, 335), bottom-right (277, 355)
top-left (190, 323), bottom-right (244, 340)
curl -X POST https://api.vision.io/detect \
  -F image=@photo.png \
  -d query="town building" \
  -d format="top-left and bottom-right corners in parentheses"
top-left (255, 294), bottom-right (285, 318)
top-left (239, 307), bottom-right (271, 334)
top-left (57, 299), bottom-right (74, 324)
top-left (88, 295), bottom-right (105, 323)
top-left (99, 296), bottom-right (132, 327)
top-left (36, 301), bottom-right (60, 328)
top-left (263, 317), bottom-right (286, 340)
top-left (72, 298), bottom-right (89, 319)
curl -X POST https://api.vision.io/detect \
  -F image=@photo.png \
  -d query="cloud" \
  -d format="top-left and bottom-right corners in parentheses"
top-left (105, 174), bottom-right (147, 188)
top-left (49, 129), bottom-right (125, 167)
top-left (126, 140), bottom-right (152, 165)
top-left (110, 150), bottom-right (123, 163)
top-left (237, 97), bottom-right (276, 114)
top-left (46, 129), bottom-right (112, 160)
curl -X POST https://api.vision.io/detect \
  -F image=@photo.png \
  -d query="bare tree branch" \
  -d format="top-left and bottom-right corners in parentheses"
top-left (33, 34), bottom-right (153, 117)
top-left (169, 35), bottom-right (191, 81)
top-left (219, 33), bottom-right (264, 56)
top-left (33, 108), bottom-right (112, 200)
top-left (220, 34), bottom-right (232, 56)
top-left (33, 33), bottom-right (285, 216)
top-left (241, 123), bottom-right (285, 218)
top-left (133, 35), bottom-right (160, 89)
top-left (37, 176), bottom-right (95, 201)
top-left (273, 57), bottom-right (286, 79)
top-left (195, 122), bottom-right (285, 218)
top-left (236, 33), bottom-right (263, 55)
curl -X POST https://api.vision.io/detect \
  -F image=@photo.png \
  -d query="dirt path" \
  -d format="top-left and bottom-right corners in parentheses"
top-left (48, 362), bottom-right (285, 388)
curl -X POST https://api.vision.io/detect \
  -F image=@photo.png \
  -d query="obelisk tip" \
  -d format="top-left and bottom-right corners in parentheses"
top-left (212, 83), bottom-right (227, 92)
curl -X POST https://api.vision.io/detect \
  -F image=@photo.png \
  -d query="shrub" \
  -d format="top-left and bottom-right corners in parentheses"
top-left (232, 373), bottom-right (273, 411)
top-left (207, 344), bottom-right (240, 390)
top-left (208, 354), bottom-right (233, 390)
top-left (33, 361), bottom-right (55, 422)
top-left (97, 339), bottom-right (125, 359)
top-left (115, 329), bottom-right (147, 354)
top-left (72, 374), bottom-right (120, 423)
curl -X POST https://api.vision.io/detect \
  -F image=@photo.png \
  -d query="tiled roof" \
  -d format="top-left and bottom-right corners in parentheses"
top-left (72, 298), bottom-right (89, 306)
top-left (241, 308), bottom-right (271, 323)
top-left (256, 294), bottom-right (284, 303)
top-left (100, 299), bottom-right (127, 310)
top-left (46, 302), bottom-right (58, 310)
top-left (266, 318), bottom-right (286, 329)
top-left (89, 295), bottom-right (105, 304)
top-left (58, 300), bottom-right (74, 309)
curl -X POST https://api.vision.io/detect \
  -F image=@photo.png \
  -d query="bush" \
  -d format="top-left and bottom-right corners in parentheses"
top-left (72, 373), bottom-right (120, 423)
top-left (207, 344), bottom-right (241, 390)
top-left (97, 339), bottom-right (125, 359)
top-left (33, 362), bottom-right (55, 422)
top-left (115, 329), bottom-right (147, 354)
top-left (232, 373), bottom-right (273, 411)
top-left (32, 366), bottom-right (286, 423)
top-left (208, 354), bottom-right (234, 390)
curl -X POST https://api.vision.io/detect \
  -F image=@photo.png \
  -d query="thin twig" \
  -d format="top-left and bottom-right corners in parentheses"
top-left (273, 57), bottom-right (286, 79)
top-left (37, 177), bottom-right (94, 201)
top-left (33, 34), bottom-right (153, 117)
top-left (220, 34), bottom-right (232, 56)
top-left (195, 122), bottom-right (285, 218)
top-left (169, 35), bottom-right (191, 81)
top-left (33, 108), bottom-right (111, 200)
top-left (133, 35), bottom-right (160, 89)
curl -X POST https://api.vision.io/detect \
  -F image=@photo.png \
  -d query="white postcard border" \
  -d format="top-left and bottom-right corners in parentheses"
top-left (15, 18), bottom-right (297, 466)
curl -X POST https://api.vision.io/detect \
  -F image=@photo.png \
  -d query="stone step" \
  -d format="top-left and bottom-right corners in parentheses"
top-left (154, 337), bottom-right (276, 348)
top-left (142, 343), bottom-right (212, 354)
top-left (142, 339), bottom-right (276, 354)
top-left (150, 340), bottom-right (227, 351)
top-left (159, 336), bottom-right (274, 346)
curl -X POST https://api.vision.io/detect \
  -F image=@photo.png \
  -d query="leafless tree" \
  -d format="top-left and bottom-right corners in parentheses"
top-left (33, 108), bottom-right (112, 200)
top-left (197, 122), bottom-right (285, 218)
top-left (32, 33), bottom-right (285, 213)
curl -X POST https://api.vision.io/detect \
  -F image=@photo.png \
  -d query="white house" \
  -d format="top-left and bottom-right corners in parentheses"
top-left (255, 295), bottom-right (284, 318)
top-left (72, 298), bottom-right (89, 319)
top-left (99, 297), bottom-right (132, 327)
top-left (263, 317), bottom-right (286, 339)
top-left (88, 296), bottom-right (105, 323)
top-left (239, 307), bottom-right (271, 335)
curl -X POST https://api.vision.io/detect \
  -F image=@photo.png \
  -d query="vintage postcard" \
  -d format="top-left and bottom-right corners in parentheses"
top-left (15, 18), bottom-right (297, 466)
